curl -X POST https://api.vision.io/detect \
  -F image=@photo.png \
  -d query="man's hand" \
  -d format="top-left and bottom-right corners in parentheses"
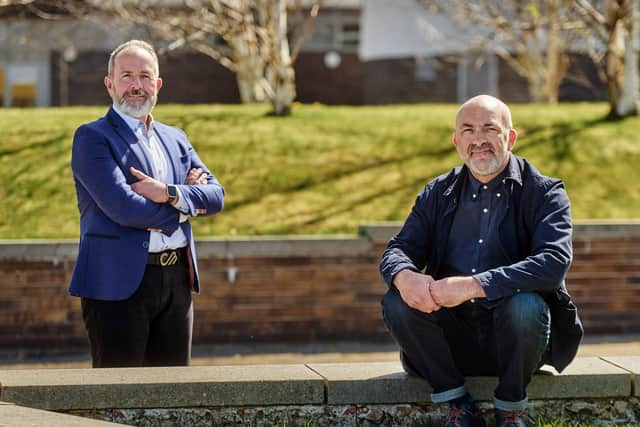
top-left (429, 276), bottom-right (486, 308)
top-left (130, 167), bottom-right (169, 203)
top-left (185, 168), bottom-right (208, 185)
top-left (393, 269), bottom-right (440, 313)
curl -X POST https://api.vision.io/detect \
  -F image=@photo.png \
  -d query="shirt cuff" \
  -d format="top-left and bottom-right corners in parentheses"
top-left (172, 187), bottom-right (190, 214)
top-left (473, 271), bottom-right (506, 301)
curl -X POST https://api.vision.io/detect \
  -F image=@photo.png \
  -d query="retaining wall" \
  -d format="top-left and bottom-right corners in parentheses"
top-left (0, 221), bottom-right (638, 352)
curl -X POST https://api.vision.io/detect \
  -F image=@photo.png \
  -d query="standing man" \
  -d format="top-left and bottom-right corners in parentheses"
top-left (380, 95), bottom-right (582, 427)
top-left (69, 40), bottom-right (224, 368)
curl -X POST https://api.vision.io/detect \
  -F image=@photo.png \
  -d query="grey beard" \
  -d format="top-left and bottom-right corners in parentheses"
top-left (115, 96), bottom-right (154, 118)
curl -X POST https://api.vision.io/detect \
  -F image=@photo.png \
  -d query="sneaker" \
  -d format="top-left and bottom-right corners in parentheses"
top-left (443, 394), bottom-right (486, 427)
top-left (494, 409), bottom-right (529, 427)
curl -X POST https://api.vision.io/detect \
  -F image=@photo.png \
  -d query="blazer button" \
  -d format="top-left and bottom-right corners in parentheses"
top-left (142, 241), bottom-right (149, 249)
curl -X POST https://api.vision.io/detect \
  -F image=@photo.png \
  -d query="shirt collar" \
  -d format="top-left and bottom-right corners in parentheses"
top-left (112, 103), bottom-right (154, 134)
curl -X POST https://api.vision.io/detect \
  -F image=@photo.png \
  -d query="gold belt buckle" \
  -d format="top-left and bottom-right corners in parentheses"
top-left (159, 250), bottom-right (178, 266)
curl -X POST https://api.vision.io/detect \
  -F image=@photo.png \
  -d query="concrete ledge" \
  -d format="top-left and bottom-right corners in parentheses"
top-left (0, 401), bottom-right (125, 426)
top-left (0, 364), bottom-right (324, 410)
top-left (309, 358), bottom-right (632, 405)
top-left (602, 356), bottom-right (640, 396)
top-left (1, 221), bottom-right (639, 260)
top-left (307, 362), bottom-right (430, 405)
top-left (358, 221), bottom-right (640, 245)
top-left (196, 236), bottom-right (373, 258)
top-left (1, 357), bottom-right (636, 412)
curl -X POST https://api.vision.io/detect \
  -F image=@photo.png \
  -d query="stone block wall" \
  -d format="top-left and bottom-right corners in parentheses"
top-left (0, 221), bottom-right (638, 353)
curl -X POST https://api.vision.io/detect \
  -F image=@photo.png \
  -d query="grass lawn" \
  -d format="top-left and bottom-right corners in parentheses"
top-left (0, 102), bottom-right (638, 239)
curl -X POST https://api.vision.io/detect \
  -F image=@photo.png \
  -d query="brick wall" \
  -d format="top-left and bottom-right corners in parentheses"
top-left (0, 222), bottom-right (638, 353)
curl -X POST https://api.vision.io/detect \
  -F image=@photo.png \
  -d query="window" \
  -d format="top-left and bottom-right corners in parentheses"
top-left (457, 53), bottom-right (498, 103)
top-left (8, 64), bottom-right (38, 107)
top-left (11, 83), bottom-right (36, 107)
top-left (339, 23), bottom-right (360, 48)
top-left (304, 14), bottom-right (360, 53)
top-left (415, 56), bottom-right (436, 81)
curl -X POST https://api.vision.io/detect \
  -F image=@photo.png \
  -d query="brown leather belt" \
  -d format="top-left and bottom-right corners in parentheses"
top-left (147, 247), bottom-right (188, 266)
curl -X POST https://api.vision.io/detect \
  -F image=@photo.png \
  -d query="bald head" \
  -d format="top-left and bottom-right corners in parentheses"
top-left (456, 95), bottom-right (512, 130)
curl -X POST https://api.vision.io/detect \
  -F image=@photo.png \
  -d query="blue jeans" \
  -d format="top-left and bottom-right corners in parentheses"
top-left (382, 289), bottom-right (550, 411)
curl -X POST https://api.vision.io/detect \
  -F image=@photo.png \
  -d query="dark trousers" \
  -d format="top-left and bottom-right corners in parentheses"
top-left (81, 260), bottom-right (193, 368)
top-left (382, 288), bottom-right (550, 408)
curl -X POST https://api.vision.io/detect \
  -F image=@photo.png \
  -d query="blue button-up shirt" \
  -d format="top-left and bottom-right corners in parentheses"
top-left (444, 168), bottom-right (516, 305)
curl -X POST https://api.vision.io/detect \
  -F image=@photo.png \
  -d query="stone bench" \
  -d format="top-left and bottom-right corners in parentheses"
top-left (0, 357), bottom-right (638, 426)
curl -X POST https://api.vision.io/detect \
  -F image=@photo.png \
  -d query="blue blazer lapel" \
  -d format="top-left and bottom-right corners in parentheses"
top-left (106, 107), bottom-right (154, 176)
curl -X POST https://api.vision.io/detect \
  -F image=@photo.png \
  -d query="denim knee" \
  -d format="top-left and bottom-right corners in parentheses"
top-left (381, 288), bottom-right (410, 327)
top-left (496, 292), bottom-right (550, 337)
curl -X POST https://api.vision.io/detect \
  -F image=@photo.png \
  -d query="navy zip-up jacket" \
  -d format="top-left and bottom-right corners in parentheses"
top-left (380, 155), bottom-right (583, 372)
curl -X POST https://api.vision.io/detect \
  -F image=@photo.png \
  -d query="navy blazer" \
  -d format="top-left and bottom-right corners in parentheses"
top-left (380, 155), bottom-right (583, 372)
top-left (69, 107), bottom-right (224, 301)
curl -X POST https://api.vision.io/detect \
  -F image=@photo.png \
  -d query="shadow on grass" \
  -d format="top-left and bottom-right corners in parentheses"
top-left (0, 131), bottom-right (69, 157)
top-left (514, 115), bottom-right (612, 162)
top-left (293, 166), bottom-right (454, 228)
top-left (222, 145), bottom-right (457, 213)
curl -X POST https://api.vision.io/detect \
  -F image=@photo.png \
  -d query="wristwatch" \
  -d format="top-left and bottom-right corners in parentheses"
top-left (166, 184), bottom-right (178, 204)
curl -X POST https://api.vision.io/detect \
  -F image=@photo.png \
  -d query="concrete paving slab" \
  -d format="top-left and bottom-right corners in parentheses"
top-left (465, 358), bottom-right (631, 400)
top-left (307, 361), bottom-right (432, 405)
top-left (0, 401), bottom-right (125, 426)
top-left (309, 358), bottom-right (632, 404)
top-left (601, 356), bottom-right (640, 396)
top-left (0, 364), bottom-right (324, 411)
top-left (527, 358), bottom-right (631, 399)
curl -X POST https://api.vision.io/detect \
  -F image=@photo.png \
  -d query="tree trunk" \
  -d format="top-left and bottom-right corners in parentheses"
top-left (615, 1), bottom-right (638, 117)
top-left (234, 57), bottom-right (266, 104)
top-left (267, 0), bottom-right (296, 116)
top-left (544, 0), bottom-right (563, 104)
top-left (606, 0), bottom-right (638, 118)
top-left (230, 5), bottom-right (267, 105)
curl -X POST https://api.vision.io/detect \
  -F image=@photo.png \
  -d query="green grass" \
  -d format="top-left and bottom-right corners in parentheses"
top-left (0, 102), bottom-right (638, 238)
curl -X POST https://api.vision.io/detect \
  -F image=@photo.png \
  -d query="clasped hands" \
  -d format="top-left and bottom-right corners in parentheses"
top-left (393, 269), bottom-right (486, 313)
top-left (129, 167), bottom-right (207, 204)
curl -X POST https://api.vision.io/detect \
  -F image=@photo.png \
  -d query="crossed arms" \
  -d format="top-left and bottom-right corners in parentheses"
top-left (71, 124), bottom-right (224, 234)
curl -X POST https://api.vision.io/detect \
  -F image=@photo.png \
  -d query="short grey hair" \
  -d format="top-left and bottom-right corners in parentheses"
top-left (107, 40), bottom-right (159, 77)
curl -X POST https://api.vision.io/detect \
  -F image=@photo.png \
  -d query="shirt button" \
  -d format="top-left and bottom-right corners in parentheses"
top-left (471, 268), bottom-right (476, 273)
top-left (516, 289), bottom-right (521, 292)
top-left (482, 185), bottom-right (488, 190)
top-left (483, 208), bottom-right (488, 213)
top-left (472, 194), bottom-right (477, 199)
top-left (496, 193), bottom-right (501, 197)
top-left (478, 239), bottom-right (484, 244)
top-left (470, 299), bottom-right (475, 303)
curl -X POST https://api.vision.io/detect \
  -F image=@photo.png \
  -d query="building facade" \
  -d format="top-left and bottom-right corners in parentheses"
top-left (0, 1), bottom-right (608, 108)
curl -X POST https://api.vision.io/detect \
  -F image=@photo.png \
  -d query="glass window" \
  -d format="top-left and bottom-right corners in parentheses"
top-left (415, 56), bottom-right (436, 81)
top-left (11, 83), bottom-right (36, 107)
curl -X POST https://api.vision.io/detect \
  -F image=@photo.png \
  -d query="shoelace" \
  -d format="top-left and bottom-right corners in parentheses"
top-left (446, 406), bottom-right (480, 427)
top-left (498, 410), bottom-right (526, 427)
top-left (445, 407), bottom-right (465, 427)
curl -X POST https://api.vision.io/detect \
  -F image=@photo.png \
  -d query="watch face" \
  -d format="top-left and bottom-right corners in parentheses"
top-left (168, 185), bottom-right (178, 198)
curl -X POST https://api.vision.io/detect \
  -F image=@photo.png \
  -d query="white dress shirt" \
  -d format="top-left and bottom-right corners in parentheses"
top-left (113, 105), bottom-right (189, 253)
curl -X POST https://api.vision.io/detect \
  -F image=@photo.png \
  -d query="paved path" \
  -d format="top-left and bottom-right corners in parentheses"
top-left (1, 335), bottom-right (639, 369)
